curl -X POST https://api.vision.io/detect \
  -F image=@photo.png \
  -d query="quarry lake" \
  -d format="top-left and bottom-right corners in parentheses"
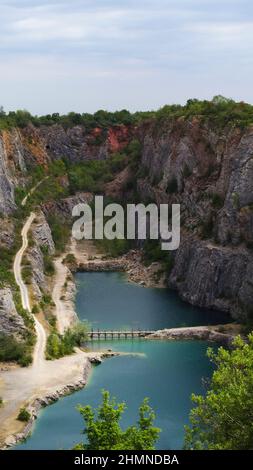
top-left (17, 272), bottom-right (229, 450)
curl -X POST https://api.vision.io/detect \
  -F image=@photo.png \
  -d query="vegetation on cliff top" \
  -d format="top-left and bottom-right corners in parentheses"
top-left (74, 390), bottom-right (160, 450)
top-left (1, 96), bottom-right (253, 132)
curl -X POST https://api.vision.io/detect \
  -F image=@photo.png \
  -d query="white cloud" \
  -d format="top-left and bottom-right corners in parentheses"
top-left (186, 21), bottom-right (253, 43)
top-left (0, 0), bottom-right (252, 112)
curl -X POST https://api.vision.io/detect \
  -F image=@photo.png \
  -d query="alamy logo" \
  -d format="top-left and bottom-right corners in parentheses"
top-left (72, 196), bottom-right (180, 251)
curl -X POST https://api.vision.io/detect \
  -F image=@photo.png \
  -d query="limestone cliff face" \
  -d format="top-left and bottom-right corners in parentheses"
top-left (27, 212), bottom-right (55, 300)
top-left (0, 288), bottom-right (26, 340)
top-left (1, 117), bottom-right (253, 321)
top-left (0, 124), bottom-right (132, 215)
top-left (0, 128), bottom-right (27, 214)
top-left (42, 192), bottom-right (93, 221)
top-left (136, 118), bottom-right (253, 320)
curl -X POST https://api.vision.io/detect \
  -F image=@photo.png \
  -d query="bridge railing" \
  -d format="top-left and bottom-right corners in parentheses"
top-left (87, 329), bottom-right (155, 339)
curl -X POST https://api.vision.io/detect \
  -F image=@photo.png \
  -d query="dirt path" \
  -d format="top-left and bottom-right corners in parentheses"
top-left (52, 255), bottom-right (77, 335)
top-left (21, 177), bottom-right (49, 207)
top-left (52, 238), bottom-right (100, 334)
top-left (13, 212), bottom-right (47, 368)
top-left (0, 200), bottom-right (100, 445)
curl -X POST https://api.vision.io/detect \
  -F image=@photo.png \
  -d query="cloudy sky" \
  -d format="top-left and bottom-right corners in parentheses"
top-left (0, 0), bottom-right (252, 114)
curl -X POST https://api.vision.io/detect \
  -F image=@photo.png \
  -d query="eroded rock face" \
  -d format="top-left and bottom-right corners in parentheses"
top-left (32, 212), bottom-right (55, 255)
top-left (0, 128), bottom-right (29, 215)
top-left (0, 123), bottom-right (132, 216)
top-left (42, 192), bottom-right (93, 220)
top-left (136, 119), bottom-right (253, 320)
top-left (0, 288), bottom-right (26, 339)
top-left (1, 117), bottom-right (253, 323)
top-left (22, 124), bottom-right (131, 163)
top-left (168, 237), bottom-right (252, 320)
top-left (27, 212), bottom-right (55, 300)
top-left (138, 120), bottom-right (253, 245)
top-left (0, 140), bottom-right (16, 215)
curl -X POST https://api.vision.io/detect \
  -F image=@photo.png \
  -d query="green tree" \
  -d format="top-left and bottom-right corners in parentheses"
top-left (74, 390), bottom-right (160, 450)
top-left (185, 334), bottom-right (253, 450)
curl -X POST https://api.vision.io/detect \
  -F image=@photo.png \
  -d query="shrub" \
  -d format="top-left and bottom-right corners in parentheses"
top-left (41, 294), bottom-right (53, 306)
top-left (43, 254), bottom-right (55, 276)
top-left (22, 266), bottom-right (32, 284)
top-left (200, 216), bottom-right (214, 239)
top-left (142, 240), bottom-right (174, 273)
top-left (32, 304), bottom-right (40, 314)
top-left (47, 215), bottom-right (71, 253)
top-left (95, 238), bottom-right (131, 258)
top-left (182, 164), bottom-right (192, 178)
top-left (232, 192), bottom-right (240, 210)
top-left (46, 322), bottom-right (89, 360)
top-left (17, 407), bottom-right (31, 422)
top-left (0, 334), bottom-right (26, 363)
top-left (63, 253), bottom-right (76, 265)
top-left (211, 192), bottom-right (224, 209)
top-left (166, 177), bottom-right (178, 194)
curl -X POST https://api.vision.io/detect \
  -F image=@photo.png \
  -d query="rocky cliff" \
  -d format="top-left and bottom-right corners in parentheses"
top-left (0, 288), bottom-right (26, 339)
top-left (0, 123), bottom-right (132, 215)
top-left (26, 212), bottom-right (55, 301)
top-left (1, 115), bottom-right (253, 323)
top-left (136, 118), bottom-right (253, 320)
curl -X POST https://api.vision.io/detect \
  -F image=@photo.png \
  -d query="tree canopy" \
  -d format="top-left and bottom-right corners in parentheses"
top-left (1, 96), bottom-right (253, 131)
top-left (185, 334), bottom-right (253, 450)
top-left (74, 390), bottom-right (160, 450)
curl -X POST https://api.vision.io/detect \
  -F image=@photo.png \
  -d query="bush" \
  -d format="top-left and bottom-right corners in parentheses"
top-left (17, 407), bottom-right (31, 422)
top-left (142, 240), bottom-right (174, 272)
top-left (211, 192), bottom-right (224, 209)
top-left (43, 254), bottom-right (55, 276)
top-left (46, 322), bottom-right (89, 360)
top-left (47, 215), bottom-right (71, 253)
top-left (0, 333), bottom-right (27, 363)
top-left (22, 266), bottom-right (32, 284)
top-left (182, 164), bottom-right (192, 178)
top-left (32, 304), bottom-right (40, 314)
top-left (200, 216), bottom-right (214, 239)
top-left (63, 253), bottom-right (76, 265)
top-left (166, 177), bottom-right (178, 194)
top-left (95, 238), bottom-right (131, 258)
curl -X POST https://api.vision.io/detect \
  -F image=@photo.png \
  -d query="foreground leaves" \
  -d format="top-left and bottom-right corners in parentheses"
top-left (74, 390), bottom-right (160, 450)
top-left (185, 334), bottom-right (253, 450)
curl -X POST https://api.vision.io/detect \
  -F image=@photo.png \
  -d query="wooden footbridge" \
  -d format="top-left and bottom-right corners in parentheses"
top-left (88, 329), bottom-right (155, 340)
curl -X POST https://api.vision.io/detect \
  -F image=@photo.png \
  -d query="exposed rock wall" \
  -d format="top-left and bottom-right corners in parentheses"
top-left (136, 119), bottom-right (253, 320)
top-left (0, 288), bottom-right (26, 339)
top-left (168, 238), bottom-right (252, 320)
top-left (1, 117), bottom-right (253, 322)
top-left (42, 192), bottom-right (93, 220)
top-left (27, 212), bottom-right (55, 300)
top-left (0, 124), bottom-right (132, 216)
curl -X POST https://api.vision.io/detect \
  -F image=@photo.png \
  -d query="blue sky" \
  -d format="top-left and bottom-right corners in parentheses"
top-left (0, 0), bottom-right (252, 114)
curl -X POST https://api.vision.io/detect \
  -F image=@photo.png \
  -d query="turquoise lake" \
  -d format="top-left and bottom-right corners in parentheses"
top-left (17, 272), bottom-right (229, 450)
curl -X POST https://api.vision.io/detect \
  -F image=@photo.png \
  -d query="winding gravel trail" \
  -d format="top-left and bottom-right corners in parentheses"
top-left (13, 212), bottom-right (47, 367)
